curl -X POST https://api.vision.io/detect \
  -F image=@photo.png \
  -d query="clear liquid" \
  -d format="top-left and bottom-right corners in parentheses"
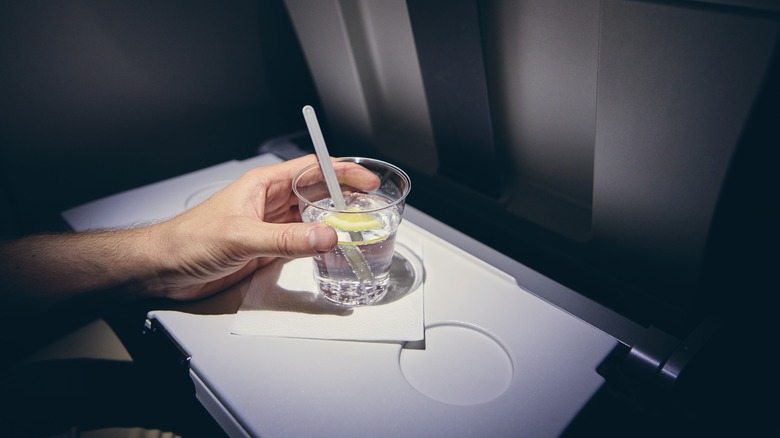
top-left (302, 194), bottom-right (401, 306)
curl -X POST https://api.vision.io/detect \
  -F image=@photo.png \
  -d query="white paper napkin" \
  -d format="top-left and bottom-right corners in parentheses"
top-left (231, 223), bottom-right (425, 342)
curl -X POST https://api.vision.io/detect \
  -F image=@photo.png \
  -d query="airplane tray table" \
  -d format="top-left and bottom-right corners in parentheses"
top-left (63, 153), bottom-right (622, 437)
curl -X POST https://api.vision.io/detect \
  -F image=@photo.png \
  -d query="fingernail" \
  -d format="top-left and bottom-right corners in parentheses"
top-left (309, 225), bottom-right (335, 253)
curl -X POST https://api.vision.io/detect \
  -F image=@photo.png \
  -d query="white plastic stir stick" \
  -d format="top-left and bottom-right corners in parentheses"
top-left (302, 105), bottom-right (374, 294)
top-left (302, 105), bottom-right (347, 210)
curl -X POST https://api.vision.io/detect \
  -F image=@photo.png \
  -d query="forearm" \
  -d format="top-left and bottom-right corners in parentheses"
top-left (0, 227), bottom-right (163, 311)
top-left (0, 155), bottom-right (359, 315)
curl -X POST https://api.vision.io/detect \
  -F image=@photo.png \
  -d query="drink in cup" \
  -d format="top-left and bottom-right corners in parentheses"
top-left (293, 157), bottom-right (411, 306)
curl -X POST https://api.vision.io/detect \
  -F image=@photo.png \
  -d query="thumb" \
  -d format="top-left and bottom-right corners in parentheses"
top-left (251, 222), bottom-right (337, 258)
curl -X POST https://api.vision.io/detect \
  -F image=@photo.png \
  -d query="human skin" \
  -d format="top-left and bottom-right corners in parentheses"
top-left (0, 155), bottom-right (380, 315)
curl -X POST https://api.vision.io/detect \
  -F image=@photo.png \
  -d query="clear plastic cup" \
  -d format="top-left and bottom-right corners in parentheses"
top-left (293, 157), bottom-right (411, 306)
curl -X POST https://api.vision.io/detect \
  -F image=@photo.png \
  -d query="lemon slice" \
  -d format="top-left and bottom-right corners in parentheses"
top-left (338, 235), bottom-right (388, 246)
top-left (323, 212), bottom-right (383, 232)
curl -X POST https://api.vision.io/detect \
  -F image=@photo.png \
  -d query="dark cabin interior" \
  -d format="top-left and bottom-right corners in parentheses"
top-left (1, 0), bottom-right (779, 436)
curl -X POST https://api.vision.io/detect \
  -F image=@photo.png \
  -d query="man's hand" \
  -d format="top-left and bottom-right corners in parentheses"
top-left (0, 155), bottom-right (380, 309)
top-left (145, 155), bottom-right (380, 301)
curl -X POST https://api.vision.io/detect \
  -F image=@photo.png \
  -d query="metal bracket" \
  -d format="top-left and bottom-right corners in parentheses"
top-left (623, 315), bottom-right (723, 392)
top-left (143, 318), bottom-right (192, 372)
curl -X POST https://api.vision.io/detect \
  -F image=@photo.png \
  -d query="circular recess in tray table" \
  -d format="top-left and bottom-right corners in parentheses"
top-left (399, 323), bottom-right (513, 405)
top-left (373, 242), bottom-right (424, 305)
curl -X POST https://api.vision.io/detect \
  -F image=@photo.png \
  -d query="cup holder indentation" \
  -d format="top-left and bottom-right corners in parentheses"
top-left (399, 323), bottom-right (513, 406)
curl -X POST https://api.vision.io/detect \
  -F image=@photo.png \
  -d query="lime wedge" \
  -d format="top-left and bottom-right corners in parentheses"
top-left (323, 212), bottom-right (383, 232)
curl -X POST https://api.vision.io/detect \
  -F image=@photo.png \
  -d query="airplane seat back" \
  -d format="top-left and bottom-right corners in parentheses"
top-left (284, 0), bottom-right (780, 338)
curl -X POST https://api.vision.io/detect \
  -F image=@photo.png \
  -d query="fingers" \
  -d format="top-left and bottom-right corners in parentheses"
top-left (249, 221), bottom-right (337, 258)
top-left (333, 161), bottom-right (382, 191)
top-left (291, 155), bottom-right (381, 191)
